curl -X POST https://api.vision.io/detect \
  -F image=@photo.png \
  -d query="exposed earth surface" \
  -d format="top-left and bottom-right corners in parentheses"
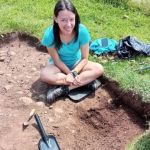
top-left (0, 32), bottom-right (149, 150)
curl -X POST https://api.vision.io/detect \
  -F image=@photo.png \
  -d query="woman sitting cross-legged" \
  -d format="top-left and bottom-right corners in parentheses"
top-left (40, 0), bottom-right (104, 104)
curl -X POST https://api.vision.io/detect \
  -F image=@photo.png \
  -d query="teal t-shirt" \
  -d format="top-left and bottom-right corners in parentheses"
top-left (41, 24), bottom-right (91, 69)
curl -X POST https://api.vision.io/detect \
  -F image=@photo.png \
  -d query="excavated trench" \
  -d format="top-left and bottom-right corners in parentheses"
top-left (0, 32), bottom-right (150, 150)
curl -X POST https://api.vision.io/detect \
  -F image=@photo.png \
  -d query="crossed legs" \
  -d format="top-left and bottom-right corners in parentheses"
top-left (40, 61), bottom-right (104, 90)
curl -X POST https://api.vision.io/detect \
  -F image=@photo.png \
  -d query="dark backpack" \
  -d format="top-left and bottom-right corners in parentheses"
top-left (117, 36), bottom-right (150, 59)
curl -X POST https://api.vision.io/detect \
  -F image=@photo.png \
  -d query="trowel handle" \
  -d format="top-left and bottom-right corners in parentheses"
top-left (34, 114), bottom-right (48, 141)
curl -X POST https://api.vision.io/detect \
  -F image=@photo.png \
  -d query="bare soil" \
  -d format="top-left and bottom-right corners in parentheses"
top-left (0, 32), bottom-right (149, 150)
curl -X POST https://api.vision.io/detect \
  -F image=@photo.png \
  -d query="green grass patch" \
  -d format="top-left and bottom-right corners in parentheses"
top-left (89, 54), bottom-right (150, 102)
top-left (103, 55), bottom-right (150, 102)
top-left (126, 132), bottom-right (150, 150)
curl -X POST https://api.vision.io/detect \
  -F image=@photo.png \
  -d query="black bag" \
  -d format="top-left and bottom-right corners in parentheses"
top-left (117, 36), bottom-right (150, 59)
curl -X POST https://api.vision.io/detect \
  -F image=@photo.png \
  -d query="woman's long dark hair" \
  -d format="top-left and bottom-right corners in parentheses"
top-left (53, 0), bottom-right (80, 49)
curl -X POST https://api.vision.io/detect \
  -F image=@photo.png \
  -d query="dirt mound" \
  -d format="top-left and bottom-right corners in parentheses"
top-left (0, 32), bottom-right (149, 150)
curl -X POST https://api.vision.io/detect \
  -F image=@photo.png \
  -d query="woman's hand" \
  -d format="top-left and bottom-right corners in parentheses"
top-left (65, 73), bottom-right (74, 84)
top-left (65, 73), bottom-right (82, 86)
top-left (73, 75), bottom-right (82, 86)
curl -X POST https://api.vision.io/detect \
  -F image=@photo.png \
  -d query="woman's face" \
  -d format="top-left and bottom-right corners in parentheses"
top-left (55, 9), bottom-right (76, 35)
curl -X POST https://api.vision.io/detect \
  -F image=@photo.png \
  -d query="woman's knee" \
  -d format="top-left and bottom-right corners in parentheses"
top-left (93, 63), bottom-right (104, 76)
top-left (40, 67), bottom-right (55, 82)
top-left (40, 68), bottom-right (50, 82)
top-left (40, 66), bottom-right (63, 84)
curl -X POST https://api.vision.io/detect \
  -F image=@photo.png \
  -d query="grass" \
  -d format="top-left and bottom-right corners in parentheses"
top-left (102, 55), bottom-right (150, 102)
top-left (126, 132), bottom-right (150, 150)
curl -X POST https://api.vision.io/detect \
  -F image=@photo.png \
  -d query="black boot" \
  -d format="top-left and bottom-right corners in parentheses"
top-left (47, 85), bottom-right (69, 104)
top-left (87, 79), bottom-right (102, 91)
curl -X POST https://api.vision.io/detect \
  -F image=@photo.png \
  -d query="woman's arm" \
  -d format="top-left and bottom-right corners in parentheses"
top-left (48, 47), bottom-right (71, 74)
top-left (70, 43), bottom-right (89, 86)
top-left (72, 43), bottom-right (89, 73)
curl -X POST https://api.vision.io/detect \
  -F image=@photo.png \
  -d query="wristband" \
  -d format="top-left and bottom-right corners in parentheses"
top-left (74, 68), bottom-right (79, 73)
top-left (70, 70), bottom-right (78, 78)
